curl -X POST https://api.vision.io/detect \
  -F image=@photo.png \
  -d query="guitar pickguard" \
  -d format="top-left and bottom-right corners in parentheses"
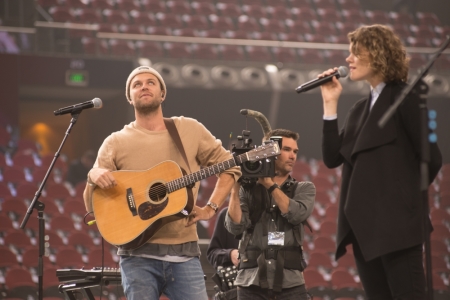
top-left (138, 200), bottom-right (168, 220)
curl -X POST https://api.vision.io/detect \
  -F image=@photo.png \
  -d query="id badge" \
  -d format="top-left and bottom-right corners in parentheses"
top-left (268, 231), bottom-right (285, 246)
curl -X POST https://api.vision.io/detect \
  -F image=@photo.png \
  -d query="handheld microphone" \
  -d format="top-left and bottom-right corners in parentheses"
top-left (295, 66), bottom-right (349, 93)
top-left (54, 98), bottom-right (103, 116)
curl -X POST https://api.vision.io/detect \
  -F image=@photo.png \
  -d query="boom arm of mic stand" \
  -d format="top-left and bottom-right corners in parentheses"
top-left (20, 111), bottom-right (82, 300)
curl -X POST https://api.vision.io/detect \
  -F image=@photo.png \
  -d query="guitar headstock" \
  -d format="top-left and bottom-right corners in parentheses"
top-left (245, 141), bottom-right (280, 161)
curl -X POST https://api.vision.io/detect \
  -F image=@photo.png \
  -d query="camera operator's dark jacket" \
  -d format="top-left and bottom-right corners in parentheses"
top-left (225, 177), bottom-right (315, 292)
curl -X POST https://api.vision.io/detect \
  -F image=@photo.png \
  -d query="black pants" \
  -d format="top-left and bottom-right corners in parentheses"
top-left (237, 284), bottom-right (309, 300)
top-left (353, 240), bottom-right (426, 300)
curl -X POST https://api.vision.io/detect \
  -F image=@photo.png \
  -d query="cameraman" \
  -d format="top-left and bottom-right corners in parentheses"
top-left (225, 129), bottom-right (315, 300)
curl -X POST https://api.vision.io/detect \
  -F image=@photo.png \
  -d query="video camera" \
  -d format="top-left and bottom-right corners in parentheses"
top-left (232, 109), bottom-right (281, 186)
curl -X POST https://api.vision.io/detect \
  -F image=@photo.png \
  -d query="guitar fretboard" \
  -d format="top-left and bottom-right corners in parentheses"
top-left (166, 153), bottom-right (249, 193)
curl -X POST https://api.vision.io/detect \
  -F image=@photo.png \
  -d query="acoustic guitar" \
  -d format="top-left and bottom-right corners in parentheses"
top-left (92, 141), bottom-right (280, 250)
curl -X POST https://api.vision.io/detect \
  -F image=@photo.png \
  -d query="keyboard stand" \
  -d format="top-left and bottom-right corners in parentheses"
top-left (58, 281), bottom-right (98, 300)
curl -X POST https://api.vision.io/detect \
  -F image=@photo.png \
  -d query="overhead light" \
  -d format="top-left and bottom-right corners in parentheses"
top-left (241, 67), bottom-right (268, 88)
top-left (265, 64), bottom-right (278, 73)
top-left (138, 58), bottom-right (151, 66)
top-left (181, 64), bottom-right (209, 86)
top-left (211, 65), bottom-right (239, 87)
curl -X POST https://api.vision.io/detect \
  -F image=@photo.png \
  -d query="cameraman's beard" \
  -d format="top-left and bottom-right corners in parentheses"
top-left (134, 101), bottom-right (160, 115)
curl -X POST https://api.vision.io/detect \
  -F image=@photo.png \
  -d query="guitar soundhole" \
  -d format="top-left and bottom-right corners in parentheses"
top-left (149, 183), bottom-right (167, 202)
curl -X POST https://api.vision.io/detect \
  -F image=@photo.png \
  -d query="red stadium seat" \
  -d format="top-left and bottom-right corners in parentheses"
top-left (164, 43), bottom-right (191, 59)
top-left (130, 11), bottom-right (157, 26)
top-left (272, 47), bottom-right (298, 63)
top-left (191, 2), bottom-right (216, 15)
top-left (242, 5), bottom-right (267, 18)
top-left (268, 5), bottom-right (292, 19)
top-left (237, 16), bottom-right (261, 32)
top-left (260, 18), bottom-right (286, 33)
top-left (337, 0), bottom-right (361, 10)
top-left (21, 246), bottom-right (53, 269)
top-left (313, 0), bottom-right (337, 9)
top-left (136, 41), bottom-right (164, 57)
top-left (308, 252), bottom-right (334, 272)
top-left (109, 39), bottom-right (136, 57)
top-left (166, 0), bottom-right (191, 15)
top-left (299, 49), bottom-right (324, 64)
top-left (12, 152), bottom-right (37, 168)
top-left (102, 9), bottom-right (129, 24)
top-left (120, 24), bottom-right (146, 34)
top-left (91, 0), bottom-right (116, 10)
top-left (45, 182), bottom-right (72, 200)
top-left (416, 12), bottom-right (441, 27)
top-left (216, 3), bottom-right (241, 17)
top-left (245, 46), bottom-right (272, 61)
top-left (49, 7), bottom-right (76, 23)
top-left (2, 197), bottom-right (27, 219)
top-left (77, 8), bottom-right (103, 24)
top-left (341, 9), bottom-right (366, 25)
top-left (219, 45), bottom-right (245, 61)
top-left (389, 11), bottom-right (415, 26)
top-left (303, 269), bottom-right (334, 299)
top-left (4, 229), bottom-right (33, 251)
top-left (317, 8), bottom-right (342, 23)
top-left (67, 231), bottom-right (96, 253)
top-left (15, 181), bottom-right (39, 199)
top-left (191, 44), bottom-right (219, 60)
top-left (50, 215), bottom-right (77, 234)
top-left (45, 230), bottom-right (67, 251)
top-left (55, 247), bottom-right (85, 268)
top-left (88, 248), bottom-right (118, 267)
top-left (43, 266), bottom-right (62, 297)
top-left (291, 7), bottom-right (317, 22)
top-left (313, 236), bottom-right (336, 253)
top-left (331, 268), bottom-right (360, 290)
top-left (0, 246), bottom-right (19, 268)
top-left (2, 166), bottom-right (27, 184)
top-left (183, 15), bottom-right (210, 31)
top-left (5, 266), bottom-right (36, 289)
top-left (318, 220), bottom-right (337, 238)
top-left (365, 10), bottom-right (390, 24)
top-left (209, 15), bottom-right (235, 31)
top-left (64, 198), bottom-right (87, 216)
top-left (156, 13), bottom-right (183, 29)
top-left (116, 0), bottom-right (141, 11)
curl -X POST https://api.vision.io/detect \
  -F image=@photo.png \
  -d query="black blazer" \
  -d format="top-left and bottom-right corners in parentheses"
top-left (322, 82), bottom-right (442, 261)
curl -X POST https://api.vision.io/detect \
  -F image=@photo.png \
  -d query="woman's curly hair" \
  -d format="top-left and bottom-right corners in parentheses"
top-left (348, 24), bottom-right (410, 83)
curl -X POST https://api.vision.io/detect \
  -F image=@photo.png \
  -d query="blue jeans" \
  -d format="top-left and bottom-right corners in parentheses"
top-left (120, 256), bottom-right (208, 300)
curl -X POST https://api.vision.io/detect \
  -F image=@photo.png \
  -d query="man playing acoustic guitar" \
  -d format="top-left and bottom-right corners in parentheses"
top-left (83, 66), bottom-right (242, 300)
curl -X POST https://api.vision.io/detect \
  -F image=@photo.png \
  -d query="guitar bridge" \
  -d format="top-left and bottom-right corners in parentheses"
top-left (126, 188), bottom-right (137, 216)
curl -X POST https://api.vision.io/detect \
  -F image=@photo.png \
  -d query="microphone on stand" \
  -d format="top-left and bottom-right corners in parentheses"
top-left (295, 66), bottom-right (349, 93)
top-left (54, 98), bottom-right (103, 116)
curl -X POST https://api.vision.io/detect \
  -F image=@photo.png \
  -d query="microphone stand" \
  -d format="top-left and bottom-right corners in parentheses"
top-left (20, 111), bottom-right (83, 300)
top-left (378, 36), bottom-right (450, 300)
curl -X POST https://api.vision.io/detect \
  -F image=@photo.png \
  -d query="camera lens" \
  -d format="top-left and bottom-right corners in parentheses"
top-left (243, 160), bottom-right (263, 174)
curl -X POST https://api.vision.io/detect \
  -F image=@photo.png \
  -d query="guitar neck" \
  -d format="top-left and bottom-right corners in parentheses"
top-left (166, 153), bottom-right (250, 193)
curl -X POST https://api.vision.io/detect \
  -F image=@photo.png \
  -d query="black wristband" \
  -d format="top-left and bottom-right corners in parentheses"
top-left (267, 183), bottom-right (279, 195)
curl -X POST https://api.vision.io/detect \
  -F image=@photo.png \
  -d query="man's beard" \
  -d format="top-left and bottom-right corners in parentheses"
top-left (134, 100), bottom-right (160, 115)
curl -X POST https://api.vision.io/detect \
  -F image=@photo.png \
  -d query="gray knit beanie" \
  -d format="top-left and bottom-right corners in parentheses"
top-left (125, 66), bottom-right (167, 102)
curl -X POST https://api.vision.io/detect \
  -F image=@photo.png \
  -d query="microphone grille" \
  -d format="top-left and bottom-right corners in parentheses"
top-left (338, 66), bottom-right (349, 78)
top-left (92, 98), bottom-right (103, 108)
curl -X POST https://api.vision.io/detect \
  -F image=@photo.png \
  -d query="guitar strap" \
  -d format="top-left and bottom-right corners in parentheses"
top-left (164, 118), bottom-right (192, 174)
